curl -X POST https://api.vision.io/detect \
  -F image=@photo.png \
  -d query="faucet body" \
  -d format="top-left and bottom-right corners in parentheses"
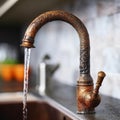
top-left (21, 10), bottom-right (105, 113)
top-left (77, 71), bottom-right (105, 113)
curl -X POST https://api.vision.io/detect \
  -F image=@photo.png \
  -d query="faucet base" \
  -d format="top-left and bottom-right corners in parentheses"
top-left (77, 74), bottom-right (100, 114)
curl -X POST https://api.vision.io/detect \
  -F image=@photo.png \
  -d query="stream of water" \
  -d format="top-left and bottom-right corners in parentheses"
top-left (23, 48), bottom-right (31, 120)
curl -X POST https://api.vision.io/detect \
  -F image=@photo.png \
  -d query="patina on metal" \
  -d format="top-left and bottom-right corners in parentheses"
top-left (77, 71), bottom-right (106, 113)
top-left (21, 10), bottom-right (106, 114)
top-left (21, 10), bottom-right (90, 75)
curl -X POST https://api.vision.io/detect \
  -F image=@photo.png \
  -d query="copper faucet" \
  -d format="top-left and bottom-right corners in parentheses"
top-left (21, 10), bottom-right (106, 114)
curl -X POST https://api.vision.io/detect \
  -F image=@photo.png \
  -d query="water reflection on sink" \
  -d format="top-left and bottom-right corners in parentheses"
top-left (0, 93), bottom-right (73, 120)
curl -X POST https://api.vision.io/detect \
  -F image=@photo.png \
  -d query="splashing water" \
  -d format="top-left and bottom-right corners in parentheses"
top-left (23, 48), bottom-right (31, 120)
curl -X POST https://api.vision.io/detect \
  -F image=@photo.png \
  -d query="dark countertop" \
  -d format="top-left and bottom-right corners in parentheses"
top-left (45, 80), bottom-right (120, 120)
top-left (1, 77), bottom-right (119, 120)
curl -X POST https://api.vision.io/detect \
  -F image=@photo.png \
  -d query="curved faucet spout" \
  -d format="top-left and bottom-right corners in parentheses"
top-left (21, 10), bottom-right (90, 76)
top-left (21, 10), bottom-right (106, 114)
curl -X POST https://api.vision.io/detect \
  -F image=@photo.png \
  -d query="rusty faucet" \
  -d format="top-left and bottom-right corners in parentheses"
top-left (21, 10), bottom-right (106, 114)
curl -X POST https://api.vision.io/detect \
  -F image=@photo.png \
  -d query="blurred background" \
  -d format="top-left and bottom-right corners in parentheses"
top-left (0, 0), bottom-right (120, 99)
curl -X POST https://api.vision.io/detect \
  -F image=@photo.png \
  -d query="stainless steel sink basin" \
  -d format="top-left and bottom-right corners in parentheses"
top-left (0, 93), bottom-right (76, 120)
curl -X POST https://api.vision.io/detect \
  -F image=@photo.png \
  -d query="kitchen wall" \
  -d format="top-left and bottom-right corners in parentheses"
top-left (30, 0), bottom-right (120, 99)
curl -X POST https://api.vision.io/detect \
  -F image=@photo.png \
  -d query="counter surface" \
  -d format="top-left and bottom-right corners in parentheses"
top-left (46, 80), bottom-right (120, 120)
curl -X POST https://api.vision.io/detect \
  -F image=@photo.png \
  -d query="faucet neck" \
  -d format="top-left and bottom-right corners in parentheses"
top-left (21, 10), bottom-right (90, 75)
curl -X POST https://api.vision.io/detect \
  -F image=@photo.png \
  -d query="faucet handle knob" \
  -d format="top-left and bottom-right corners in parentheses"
top-left (97, 71), bottom-right (106, 85)
top-left (93, 71), bottom-right (106, 97)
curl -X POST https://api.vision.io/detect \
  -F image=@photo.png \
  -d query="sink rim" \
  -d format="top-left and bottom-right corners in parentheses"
top-left (0, 92), bottom-right (40, 103)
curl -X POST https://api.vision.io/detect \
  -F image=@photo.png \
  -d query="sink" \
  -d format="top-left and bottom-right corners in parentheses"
top-left (0, 101), bottom-right (70, 120)
top-left (0, 93), bottom-right (76, 120)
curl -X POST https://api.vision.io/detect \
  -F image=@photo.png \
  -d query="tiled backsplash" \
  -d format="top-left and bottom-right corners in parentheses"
top-left (30, 0), bottom-right (120, 99)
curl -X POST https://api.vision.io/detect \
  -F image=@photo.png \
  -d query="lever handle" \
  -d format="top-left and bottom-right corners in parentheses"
top-left (93, 71), bottom-right (106, 97)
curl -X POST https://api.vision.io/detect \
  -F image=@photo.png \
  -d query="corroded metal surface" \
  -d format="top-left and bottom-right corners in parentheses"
top-left (77, 85), bottom-right (100, 114)
top-left (77, 71), bottom-right (105, 113)
top-left (21, 10), bottom-right (106, 113)
top-left (21, 10), bottom-right (90, 75)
